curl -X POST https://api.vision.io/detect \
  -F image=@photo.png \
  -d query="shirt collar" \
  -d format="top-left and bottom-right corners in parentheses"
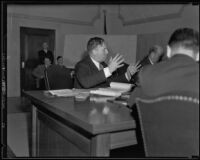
top-left (90, 56), bottom-right (100, 70)
top-left (148, 57), bottom-right (154, 65)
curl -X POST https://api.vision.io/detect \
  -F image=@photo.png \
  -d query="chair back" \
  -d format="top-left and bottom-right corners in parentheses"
top-left (46, 65), bottom-right (73, 90)
top-left (135, 93), bottom-right (199, 157)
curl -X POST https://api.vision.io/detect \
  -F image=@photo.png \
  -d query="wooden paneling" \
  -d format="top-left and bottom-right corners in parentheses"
top-left (37, 110), bottom-right (91, 155)
top-left (38, 119), bottom-right (87, 156)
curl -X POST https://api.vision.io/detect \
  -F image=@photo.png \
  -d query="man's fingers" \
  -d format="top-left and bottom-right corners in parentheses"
top-left (115, 55), bottom-right (124, 62)
top-left (109, 57), bottom-right (113, 63)
top-left (116, 58), bottom-right (124, 65)
top-left (113, 54), bottom-right (123, 61)
top-left (136, 64), bottom-right (142, 69)
top-left (135, 61), bottom-right (140, 66)
top-left (117, 63), bottom-right (124, 68)
top-left (112, 54), bottom-right (119, 61)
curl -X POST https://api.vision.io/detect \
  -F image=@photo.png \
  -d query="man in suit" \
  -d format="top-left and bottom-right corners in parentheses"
top-left (74, 37), bottom-right (140, 89)
top-left (128, 27), bottom-right (199, 107)
top-left (130, 45), bottom-right (164, 84)
top-left (32, 57), bottom-right (52, 90)
top-left (38, 42), bottom-right (54, 65)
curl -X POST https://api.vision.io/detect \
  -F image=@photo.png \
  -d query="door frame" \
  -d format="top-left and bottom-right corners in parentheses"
top-left (20, 27), bottom-right (55, 95)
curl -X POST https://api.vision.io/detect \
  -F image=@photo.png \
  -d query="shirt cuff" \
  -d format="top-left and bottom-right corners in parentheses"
top-left (103, 67), bottom-right (112, 78)
top-left (125, 72), bottom-right (130, 81)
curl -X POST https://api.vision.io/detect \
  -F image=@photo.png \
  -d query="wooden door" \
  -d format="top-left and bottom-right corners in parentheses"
top-left (20, 27), bottom-right (55, 93)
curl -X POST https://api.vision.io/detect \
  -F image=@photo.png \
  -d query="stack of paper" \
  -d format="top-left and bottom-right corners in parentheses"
top-left (110, 82), bottom-right (133, 92)
top-left (90, 82), bottom-right (133, 97)
top-left (90, 89), bottom-right (122, 97)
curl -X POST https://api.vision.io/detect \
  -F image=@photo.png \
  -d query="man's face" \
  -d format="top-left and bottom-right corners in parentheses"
top-left (43, 43), bottom-right (48, 50)
top-left (149, 46), bottom-right (163, 63)
top-left (44, 58), bottom-right (51, 66)
top-left (57, 58), bottom-right (63, 65)
top-left (93, 43), bottom-right (109, 62)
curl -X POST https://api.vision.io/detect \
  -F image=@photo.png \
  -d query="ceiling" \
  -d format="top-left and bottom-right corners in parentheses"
top-left (7, 4), bottom-right (186, 25)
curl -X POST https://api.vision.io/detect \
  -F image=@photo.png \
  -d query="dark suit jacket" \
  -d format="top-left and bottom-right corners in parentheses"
top-left (74, 55), bottom-right (129, 89)
top-left (128, 54), bottom-right (199, 107)
top-left (38, 50), bottom-right (54, 64)
top-left (130, 56), bottom-right (152, 84)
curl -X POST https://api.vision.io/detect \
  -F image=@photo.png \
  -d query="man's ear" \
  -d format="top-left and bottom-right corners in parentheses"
top-left (166, 45), bottom-right (172, 58)
top-left (196, 52), bottom-right (199, 61)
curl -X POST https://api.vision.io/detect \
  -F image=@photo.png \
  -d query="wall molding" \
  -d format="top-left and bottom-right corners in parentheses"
top-left (8, 7), bottom-right (101, 26)
top-left (118, 5), bottom-right (186, 26)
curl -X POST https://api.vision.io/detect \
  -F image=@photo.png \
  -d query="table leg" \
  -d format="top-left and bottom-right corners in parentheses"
top-left (91, 134), bottom-right (110, 157)
top-left (31, 105), bottom-right (37, 157)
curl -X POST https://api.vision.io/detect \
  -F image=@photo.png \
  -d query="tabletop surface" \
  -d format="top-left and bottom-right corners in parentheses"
top-left (24, 90), bottom-right (136, 134)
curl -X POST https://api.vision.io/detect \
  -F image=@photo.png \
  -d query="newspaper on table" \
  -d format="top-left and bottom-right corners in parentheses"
top-left (48, 89), bottom-right (90, 97)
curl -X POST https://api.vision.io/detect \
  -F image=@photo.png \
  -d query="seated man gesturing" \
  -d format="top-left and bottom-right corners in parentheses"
top-left (74, 37), bottom-right (139, 89)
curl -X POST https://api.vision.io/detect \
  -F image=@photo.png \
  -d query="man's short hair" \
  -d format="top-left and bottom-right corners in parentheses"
top-left (87, 37), bottom-right (105, 53)
top-left (57, 56), bottom-right (62, 61)
top-left (168, 28), bottom-right (199, 53)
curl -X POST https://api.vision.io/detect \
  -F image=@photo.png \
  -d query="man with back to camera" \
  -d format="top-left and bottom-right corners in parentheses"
top-left (38, 42), bottom-right (54, 65)
top-left (74, 37), bottom-right (140, 89)
top-left (128, 27), bottom-right (199, 107)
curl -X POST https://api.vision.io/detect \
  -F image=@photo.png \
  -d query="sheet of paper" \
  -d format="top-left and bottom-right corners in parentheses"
top-left (48, 89), bottom-right (78, 97)
top-left (48, 89), bottom-right (90, 97)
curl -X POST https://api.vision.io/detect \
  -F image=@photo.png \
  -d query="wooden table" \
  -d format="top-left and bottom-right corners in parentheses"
top-left (24, 91), bottom-right (137, 157)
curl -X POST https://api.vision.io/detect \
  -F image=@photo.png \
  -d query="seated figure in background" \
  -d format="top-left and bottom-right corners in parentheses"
top-left (130, 45), bottom-right (164, 85)
top-left (128, 27), bottom-right (199, 107)
top-left (32, 57), bottom-right (51, 90)
top-left (56, 56), bottom-right (65, 67)
top-left (74, 37), bottom-right (140, 89)
top-left (56, 55), bottom-right (74, 78)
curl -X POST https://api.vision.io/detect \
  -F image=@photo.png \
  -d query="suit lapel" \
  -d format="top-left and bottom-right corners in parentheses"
top-left (86, 56), bottom-right (99, 72)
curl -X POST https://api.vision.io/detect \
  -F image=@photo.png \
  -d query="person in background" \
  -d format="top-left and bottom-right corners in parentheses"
top-left (128, 27), bottom-right (199, 107)
top-left (32, 57), bottom-right (51, 90)
top-left (130, 45), bottom-right (164, 85)
top-left (74, 37), bottom-right (140, 89)
top-left (56, 56), bottom-right (65, 67)
top-left (38, 42), bottom-right (54, 65)
top-left (56, 55), bottom-right (75, 78)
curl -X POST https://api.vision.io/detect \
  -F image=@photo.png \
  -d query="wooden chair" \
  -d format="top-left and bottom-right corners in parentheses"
top-left (135, 93), bottom-right (199, 158)
top-left (45, 65), bottom-right (73, 90)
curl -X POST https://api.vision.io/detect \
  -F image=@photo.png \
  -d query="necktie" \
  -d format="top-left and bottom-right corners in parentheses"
top-left (99, 64), bottom-right (104, 70)
top-left (44, 67), bottom-right (50, 90)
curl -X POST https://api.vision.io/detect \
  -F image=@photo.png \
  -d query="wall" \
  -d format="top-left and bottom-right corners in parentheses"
top-left (7, 4), bottom-right (199, 97)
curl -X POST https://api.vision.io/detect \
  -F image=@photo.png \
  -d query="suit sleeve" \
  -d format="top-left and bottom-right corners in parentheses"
top-left (108, 63), bottom-right (129, 83)
top-left (75, 63), bottom-right (107, 88)
top-left (108, 73), bottom-right (129, 83)
top-left (38, 51), bottom-right (43, 64)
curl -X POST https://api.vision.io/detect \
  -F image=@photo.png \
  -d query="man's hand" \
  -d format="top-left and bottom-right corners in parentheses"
top-left (127, 61), bottom-right (141, 76)
top-left (108, 54), bottom-right (124, 74)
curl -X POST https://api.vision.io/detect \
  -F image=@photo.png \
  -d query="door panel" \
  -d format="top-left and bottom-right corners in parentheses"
top-left (20, 27), bottom-right (55, 93)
